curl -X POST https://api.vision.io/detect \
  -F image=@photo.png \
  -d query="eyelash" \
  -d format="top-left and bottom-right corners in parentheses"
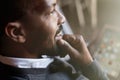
top-left (50, 9), bottom-right (56, 15)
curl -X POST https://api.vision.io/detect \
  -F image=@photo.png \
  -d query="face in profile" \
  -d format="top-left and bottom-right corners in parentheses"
top-left (21, 0), bottom-right (65, 56)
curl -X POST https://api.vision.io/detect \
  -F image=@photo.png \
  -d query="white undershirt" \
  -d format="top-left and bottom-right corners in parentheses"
top-left (0, 55), bottom-right (54, 68)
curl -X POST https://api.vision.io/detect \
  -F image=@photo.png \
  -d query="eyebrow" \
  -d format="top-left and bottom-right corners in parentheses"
top-left (49, 2), bottom-right (57, 10)
top-left (52, 0), bottom-right (58, 7)
top-left (53, 3), bottom-right (56, 7)
top-left (52, 1), bottom-right (57, 8)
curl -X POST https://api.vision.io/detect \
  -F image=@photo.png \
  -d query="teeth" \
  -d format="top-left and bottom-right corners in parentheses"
top-left (55, 35), bottom-right (62, 40)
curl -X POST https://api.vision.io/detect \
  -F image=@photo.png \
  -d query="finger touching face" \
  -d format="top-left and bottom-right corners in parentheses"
top-left (20, 0), bottom-right (65, 56)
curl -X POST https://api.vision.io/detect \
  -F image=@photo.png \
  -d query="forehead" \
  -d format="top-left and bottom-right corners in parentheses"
top-left (44, 0), bottom-right (57, 6)
top-left (35, 0), bottom-right (57, 7)
top-left (31, 0), bottom-right (57, 13)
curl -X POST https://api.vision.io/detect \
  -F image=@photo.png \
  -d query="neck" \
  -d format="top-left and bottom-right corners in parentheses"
top-left (0, 47), bottom-right (42, 58)
top-left (0, 41), bottom-right (43, 58)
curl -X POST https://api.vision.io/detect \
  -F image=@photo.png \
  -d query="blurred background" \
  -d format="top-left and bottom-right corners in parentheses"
top-left (58, 0), bottom-right (120, 80)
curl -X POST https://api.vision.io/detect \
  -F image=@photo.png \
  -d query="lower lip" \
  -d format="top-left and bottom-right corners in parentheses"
top-left (55, 34), bottom-right (63, 40)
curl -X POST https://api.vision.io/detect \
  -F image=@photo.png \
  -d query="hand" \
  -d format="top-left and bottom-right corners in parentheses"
top-left (56, 34), bottom-right (93, 66)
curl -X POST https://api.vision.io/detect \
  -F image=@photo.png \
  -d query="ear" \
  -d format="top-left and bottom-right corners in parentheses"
top-left (5, 22), bottom-right (26, 43)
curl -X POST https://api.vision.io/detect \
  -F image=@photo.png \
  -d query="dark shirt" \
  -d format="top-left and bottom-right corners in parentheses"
top-left (0, 58), bottom-right (109, 80)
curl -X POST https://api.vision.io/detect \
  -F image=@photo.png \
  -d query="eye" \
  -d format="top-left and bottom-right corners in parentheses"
top-left (50, 9), bottom-right (56, 16)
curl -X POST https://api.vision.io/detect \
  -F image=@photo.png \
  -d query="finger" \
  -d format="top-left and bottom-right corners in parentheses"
top-left (63, 34), bottom-right (83, 47)
top-left (63, 34), bottom-right (76, 44)
top-left (63, 34), bottom-right (88, 53)
top-left (57, 39), bottom-right (81, 59)
top-left (57, 37), bottom-right (93, 65)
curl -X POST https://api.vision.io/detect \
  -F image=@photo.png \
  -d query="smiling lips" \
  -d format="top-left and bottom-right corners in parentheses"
top-left (55, 25), bottom-right (63, 40)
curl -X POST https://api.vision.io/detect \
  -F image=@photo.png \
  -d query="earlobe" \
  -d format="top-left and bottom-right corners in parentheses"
top-left (5, 22), bottom-right (26, 43)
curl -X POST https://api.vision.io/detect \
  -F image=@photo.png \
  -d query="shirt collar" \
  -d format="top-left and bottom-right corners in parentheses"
top-left (0, 55), bottom-right (54, 68)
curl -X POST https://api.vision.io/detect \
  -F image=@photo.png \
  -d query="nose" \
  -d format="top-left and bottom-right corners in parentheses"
top-left (57, 10), bottom-right (66, 26)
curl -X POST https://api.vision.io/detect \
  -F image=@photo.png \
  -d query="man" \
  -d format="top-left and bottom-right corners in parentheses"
top-left (0, 0), bottom-right (109, 80)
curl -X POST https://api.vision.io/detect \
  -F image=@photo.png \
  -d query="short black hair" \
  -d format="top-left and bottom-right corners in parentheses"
top-left (0, 0), bottom-right (42, 36)
top-left (0, 0), bottom-right (25, 36)
top-left (0, 0), bottom-right (24, 27)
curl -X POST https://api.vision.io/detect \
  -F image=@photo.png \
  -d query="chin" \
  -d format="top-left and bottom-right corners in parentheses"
top-left (46, 44), bottom-right (59, 56)
top-left (40, 38), bottom-right (56, 56)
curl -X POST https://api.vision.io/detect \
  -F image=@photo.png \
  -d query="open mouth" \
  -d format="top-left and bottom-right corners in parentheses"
top-left (55, 25), bottom-right (63, 40)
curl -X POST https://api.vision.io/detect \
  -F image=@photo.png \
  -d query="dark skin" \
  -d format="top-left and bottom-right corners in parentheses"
top-left (3, 0), bottom-right (93, 66)
top-left (57, 34), bottom-right (93, 66)
top-left (3, 0), bottom-right (65, 58)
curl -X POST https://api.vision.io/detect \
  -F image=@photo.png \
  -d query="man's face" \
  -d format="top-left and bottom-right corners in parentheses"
top-left (21, 0), bottom-right (65, 56)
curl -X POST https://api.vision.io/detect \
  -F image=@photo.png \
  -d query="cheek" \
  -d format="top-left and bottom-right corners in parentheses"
top-left (42, 17), bottom-right (58, 39)
top-left (38, 24), bottom-right (56, 46)
top-left (42, 27), bottom-right (57, 49)
top-left (43, 27), bottom-right (56, 45)
top-left (33, 15), bottom-right (58, 49)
